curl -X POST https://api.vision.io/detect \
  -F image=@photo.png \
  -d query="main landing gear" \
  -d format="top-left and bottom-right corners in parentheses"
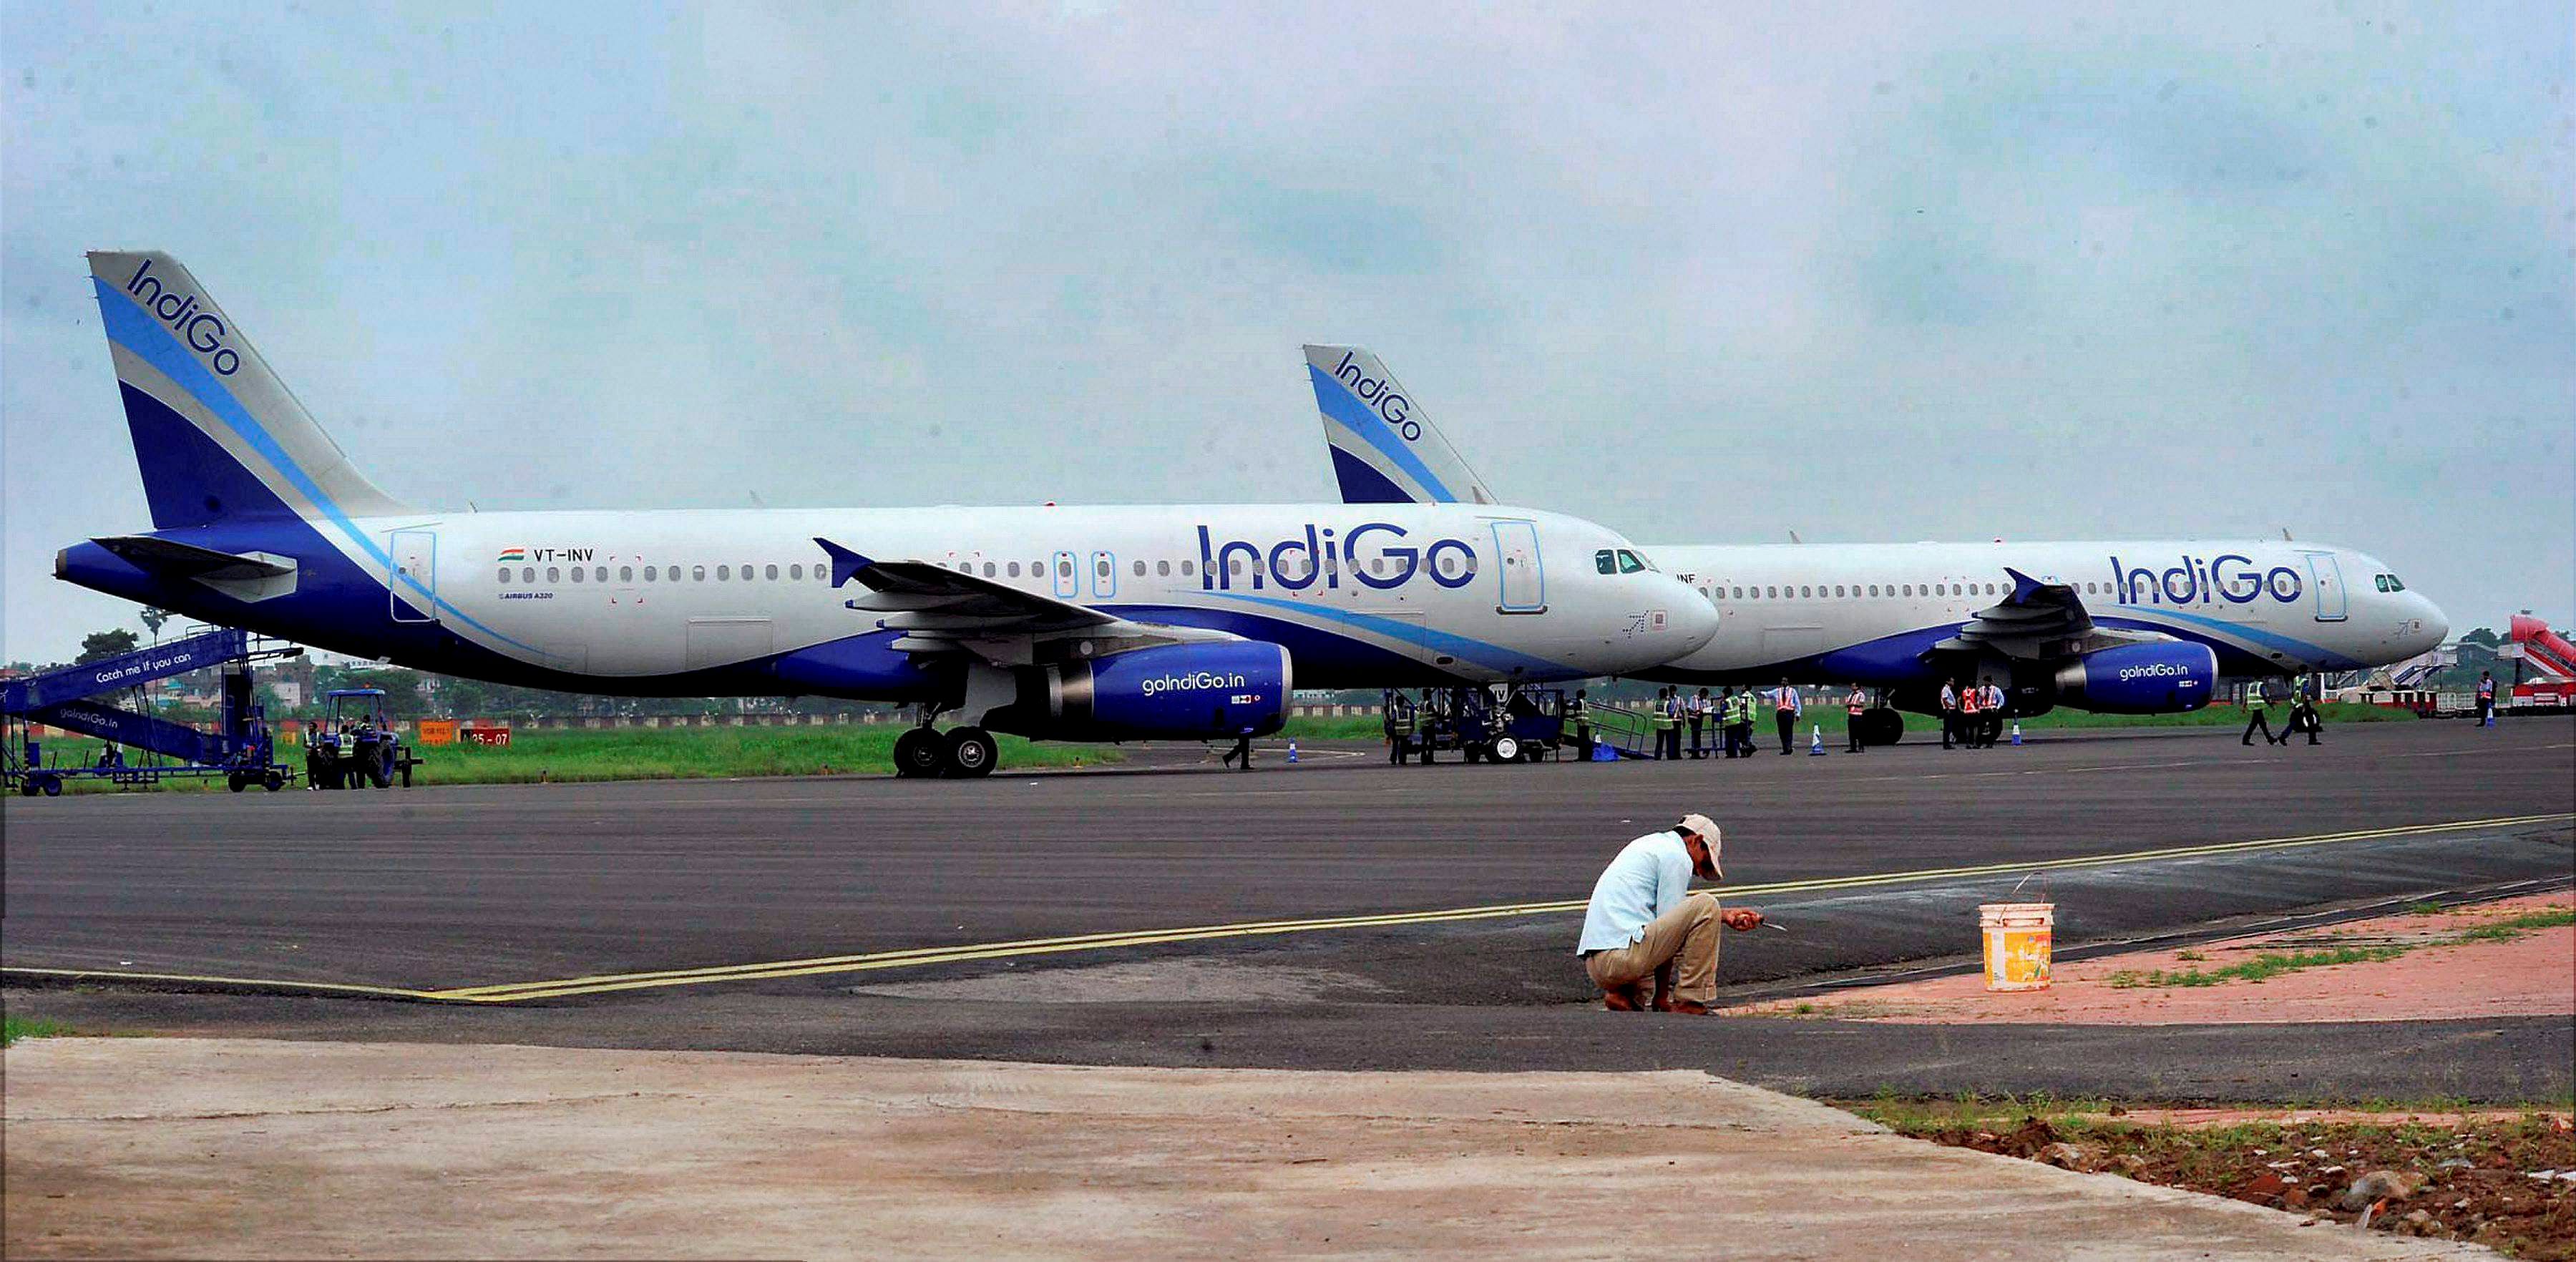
top-left (892, 722), bottom-right (997, 779)
top-left (1852, 693), bottom-right (1908, 748)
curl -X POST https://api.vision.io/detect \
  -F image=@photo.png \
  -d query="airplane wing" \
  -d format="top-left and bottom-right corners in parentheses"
top-left (1933, 567), bottom-right (2170, 658)
top-left (816, 537), bottom-right (1234, 665)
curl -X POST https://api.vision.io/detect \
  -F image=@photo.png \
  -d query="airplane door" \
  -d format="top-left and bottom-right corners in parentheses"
top-left (2303, 552), bottom-right (2347, 622)
top-left (1091, 550), bottom-right (1118, 600)
top-left (1052, 550), bottom-right (1080, 599)
top-left (388, 529), bottom-right (436, 623)
top-left (1492, 519), bottom-right (1544, 613)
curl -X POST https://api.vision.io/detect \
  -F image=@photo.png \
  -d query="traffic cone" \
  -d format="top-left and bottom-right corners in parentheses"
top-left (2010, 722), bottom-right (2023, 746)
top-left (1809, 725), bottom-right (1826, 755)
top-left (1287, 740), bottom-right (1300, 763)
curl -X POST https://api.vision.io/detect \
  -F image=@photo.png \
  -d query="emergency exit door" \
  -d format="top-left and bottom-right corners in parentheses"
top-left (389, 529), bottom-right (436, 623)
top-left (1491, 519), bottom-right (1545, 613)
top-left (2303, 552), bottom-right (2347, 622)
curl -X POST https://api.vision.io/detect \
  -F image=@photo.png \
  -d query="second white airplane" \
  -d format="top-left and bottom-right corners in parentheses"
top-left (1305, 344), bottom-right (2448, 743)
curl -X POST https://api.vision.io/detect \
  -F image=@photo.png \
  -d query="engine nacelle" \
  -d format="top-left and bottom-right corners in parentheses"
top-left (2050, 642), bottom-right (2218, 715)
top-left (987, 641), bottom-right (1292, 742)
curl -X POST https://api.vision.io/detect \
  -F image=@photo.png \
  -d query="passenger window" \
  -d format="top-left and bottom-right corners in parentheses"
top-left (645, 566), bottom-right (658, 582)
top-left (1132, 560), bottom-right (1146, 577)
top-left (570, 567), bottom-right (585, 584)
top-left (1833, 585), bottom-right (1845, 598)
top-left (766, 564), bottom-right (779, 580)
top-left (1596, 549), bottom-right (1617, 576)
top-left (788, 564), bottom-right (801, 580)
top-left (1181, 559), bottom-right (1195, 576)
top-left (547, 567), bottom-right (562, 583)
top-left (522, 567), bottom-right (535, 584)
top-left (1156, 559), bottom-right (1171, 577)
top-left (1765, 586), bottom-right (1777, 599)
top-left (1060, 559), bottom-right (1075, 578)
top-left (1097, 558), bottom-right (1111, 578)
top-left (620, 566), bottom-right (633, 582)
top-left (716, 565), bottom-right (730, 581)
top-left (693, 565), bottom-right (706, 581)
top-left (1007, 562), bottom-right (1021, 577)
top-left (1865, 584), bottom-right (1877, 597)
top-left (497, 567), bottom-right (511, 584)
top-left (1732, 587), bottom-right (1744, 600)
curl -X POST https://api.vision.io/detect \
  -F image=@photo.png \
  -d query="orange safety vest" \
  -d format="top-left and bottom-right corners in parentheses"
top-left (1960, 688), bottom-right (1982, 715)
top-left (1845, 692), bottom-right (1867, 715)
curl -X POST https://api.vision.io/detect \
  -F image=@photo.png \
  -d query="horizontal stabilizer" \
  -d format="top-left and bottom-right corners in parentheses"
top-left (92, 534), bottom-right (296, 581)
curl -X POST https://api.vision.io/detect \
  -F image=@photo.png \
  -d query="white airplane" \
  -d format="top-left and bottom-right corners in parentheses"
top-left (44, 253), bottom-right (1720, 779)
top-left (1304, 344), bottom-right (2449, 743)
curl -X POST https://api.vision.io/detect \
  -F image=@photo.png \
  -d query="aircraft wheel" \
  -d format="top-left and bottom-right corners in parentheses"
top-left (893, 728), bottom-right (942, 778)
top-left (1858, 708), bottom-right (1906, 747)
top-left (944, 727), bottom-right (997, 778)
top-left (1489, 735), bottom-right (1521, 763)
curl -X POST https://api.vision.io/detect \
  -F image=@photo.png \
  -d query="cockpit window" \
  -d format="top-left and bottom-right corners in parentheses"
top-left (1595, 549), bottom-right (1617, 576)
top-left (1615, 549), bottom-right (1646, 574)
top-left (2388, 574), bottom-right (2406, 592)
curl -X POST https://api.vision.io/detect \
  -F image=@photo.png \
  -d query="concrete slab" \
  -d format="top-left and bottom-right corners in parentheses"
top-left (2, 1037), bottom-right (2492, 1260)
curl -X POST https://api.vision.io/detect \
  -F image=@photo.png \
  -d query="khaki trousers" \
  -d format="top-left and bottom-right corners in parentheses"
top-left (1584, 893), bottom-right (1720, 1005)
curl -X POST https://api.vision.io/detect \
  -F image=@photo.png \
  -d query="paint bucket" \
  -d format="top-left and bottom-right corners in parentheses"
top-left (1980, 902), bottom-right (2054, 991)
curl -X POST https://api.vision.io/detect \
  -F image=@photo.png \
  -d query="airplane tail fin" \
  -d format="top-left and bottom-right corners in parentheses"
top-left (86, 251), bottom-right (407, 530)
top-left (1302, 345), bottom-right (1498, 505)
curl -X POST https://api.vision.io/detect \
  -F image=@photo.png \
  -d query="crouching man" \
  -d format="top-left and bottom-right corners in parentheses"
top-left (1576, 813), bottom-right (1764, 1014)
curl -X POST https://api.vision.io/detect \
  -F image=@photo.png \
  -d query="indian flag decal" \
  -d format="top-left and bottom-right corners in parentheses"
top-left (497, 547), bottom-right (527, 562)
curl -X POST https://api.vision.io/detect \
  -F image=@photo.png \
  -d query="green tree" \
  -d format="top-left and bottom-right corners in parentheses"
top-left (75, 629), bottom-right (140, 664)
top-left (139, 607), bottom-right (171, 644)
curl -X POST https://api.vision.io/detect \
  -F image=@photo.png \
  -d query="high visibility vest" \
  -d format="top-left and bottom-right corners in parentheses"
top-left (1846, 692), bottom-right (1867, 715)
top-left (1775, 688), bottom-right (1796, 713)
top-left (2477, 678), bottom-right (2494, 700)
top-left (1567, 698), bottom-right (1589, 720)
top-left (2245, 685), bottom-right (2268, 711)
top-left (1961, 689), bottom-right (1982, 715)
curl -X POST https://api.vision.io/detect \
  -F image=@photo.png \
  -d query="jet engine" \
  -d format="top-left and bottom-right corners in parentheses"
top-left (985, 640), bottom-right (1292, 742)
top-left (2049, 642), bottom-right (2218, 714)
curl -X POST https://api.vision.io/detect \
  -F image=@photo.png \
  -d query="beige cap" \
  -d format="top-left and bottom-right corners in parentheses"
top-left (1677, 813), bottom-right (1722, 879)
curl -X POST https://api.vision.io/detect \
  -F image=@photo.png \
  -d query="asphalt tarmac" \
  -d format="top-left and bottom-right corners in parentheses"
top-left (7, 717), bottom-right (2572, 1100)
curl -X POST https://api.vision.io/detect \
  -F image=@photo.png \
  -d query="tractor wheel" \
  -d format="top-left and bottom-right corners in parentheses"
top-left (228, 774), bottom-right (248, 793)
top-left (264, 771), bottom-right (285, 792)
top-left (1488, 735), bottom-right (1521, 763)
top-left (40, 777), bottom-right (62, 796)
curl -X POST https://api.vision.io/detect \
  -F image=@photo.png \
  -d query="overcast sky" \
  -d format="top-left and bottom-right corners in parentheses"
top-left (5, 1), bottom-right (2569, 662)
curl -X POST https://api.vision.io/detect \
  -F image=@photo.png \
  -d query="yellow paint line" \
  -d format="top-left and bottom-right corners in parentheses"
top-left (0, 967), bottom-right (442, 1001)
top-left (431, 811), bottom-right (2572, 1002)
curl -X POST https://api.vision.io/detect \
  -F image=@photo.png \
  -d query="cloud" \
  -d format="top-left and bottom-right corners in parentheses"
top-left (4, 1), bottom-right (2568, 662)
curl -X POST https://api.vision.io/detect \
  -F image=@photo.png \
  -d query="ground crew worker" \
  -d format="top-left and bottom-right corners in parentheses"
top-left (1938, 678), bottom-right (1961, 749)
top-left (1732, 688), bottom-right (1757, 758)
top-left (1567, 688), bottom-right (1593, 760)
top-left (1770, 678), bottom-right (1802, 755)
top-left (2286, 673), bottom-right (2321, 745)
top-left (2240, 678), bottom-right (2277, 745)
top-left (1657, 687), bottom-right (1684, 760)
top-left (1844, 683), bottom-right (1869, 753)
top-left (1687, 688), bottom-right (1710, 758)
top-left (1576, 813), bottom-right (1765, 1014)
top-left (1957, 677), bottom-right (1983, 750)
top-left (1385, 692), bottom-right (1417, 764)
top-left (1417, 689), bottom-right (1445, 764)
top-left (2477, 672), bottom-right (2497, 727)
top-left (1978, 675), bottom-right (2006, 747)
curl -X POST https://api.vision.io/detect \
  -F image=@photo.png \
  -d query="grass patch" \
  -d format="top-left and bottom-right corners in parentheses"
top-left (20, 725), bottom-right (1126, 790)
top-left (2459, 908), bottom-right (2576, 942)
top-left (3, 1015), bottom-right (69, 1047)
top-left (2107, 944), bottom-right (2414, 989)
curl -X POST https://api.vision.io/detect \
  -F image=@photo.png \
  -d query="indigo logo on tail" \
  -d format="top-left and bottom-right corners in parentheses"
top-left (125, 258), bottom-right (241, 376)
top-left (1332, 351), bottom-right (1417, 440)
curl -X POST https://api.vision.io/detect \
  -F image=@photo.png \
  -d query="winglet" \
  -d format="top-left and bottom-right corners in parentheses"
top-left (814, 537), bottom-right (872, 588)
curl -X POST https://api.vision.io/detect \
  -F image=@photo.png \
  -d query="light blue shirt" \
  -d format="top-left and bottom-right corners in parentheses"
top-left (1770, 685), bottom-right (1802, 716)
top-left (1577, 831), bottom-right (1694, 954)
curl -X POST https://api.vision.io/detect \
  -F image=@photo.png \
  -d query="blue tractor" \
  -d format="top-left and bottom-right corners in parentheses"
top-left (305, 688), bottom-right (419, 789)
